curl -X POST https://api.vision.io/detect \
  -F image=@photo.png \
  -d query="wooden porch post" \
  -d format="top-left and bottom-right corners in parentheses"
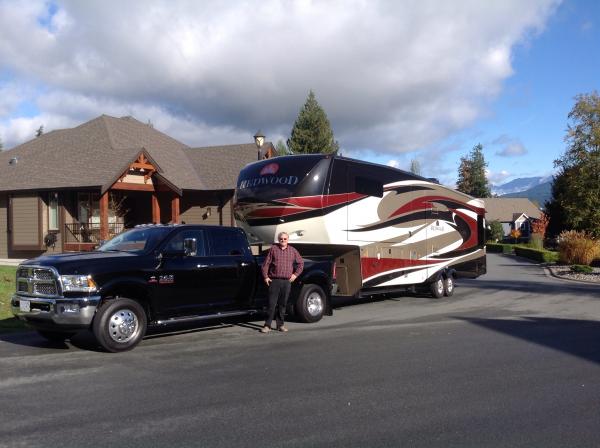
top-left (171, 195), bottom-right (180, 224)
top-left (152, 193), bottom-right (161, 224)
top-left (100, 192), bottom-right (109, 240)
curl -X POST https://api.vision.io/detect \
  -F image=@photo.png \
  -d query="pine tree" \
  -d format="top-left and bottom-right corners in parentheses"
top-left (409, 159), bottom-right (422, 176)
top-left (456, 143), bottom-right (490, 197)
top-left (35, 125), bottom-right (44, 137)
top-left (275, 139), bottom-right (289, 156)
top-left (547, 91), bottom-right (600, 237)
top-left (287, 90), bottom-right (339, 154)
top-left (0, 136), bottom-right (3, 150)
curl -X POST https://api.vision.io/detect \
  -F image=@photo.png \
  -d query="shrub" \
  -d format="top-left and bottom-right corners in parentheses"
top-left (570, 264), bottom-right (594, 274)
top-left (510, 228), bottom-right (521, 243)
top-left (487, 220), bottom-right (504, 243)
top-left (529, 233), bottom-right (544, 250)
top-left (487, 243), bottom-right (514, 254)
top-left (514, 246), bottom-right (559, 263)
top-left (558, 230), bottom-right (600, 265)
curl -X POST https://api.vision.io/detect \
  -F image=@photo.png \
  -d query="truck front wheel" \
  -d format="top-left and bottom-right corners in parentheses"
top-left (92, 297), bottom-right (147, 352)
top-left (295, 284), bottom-right (326, 323)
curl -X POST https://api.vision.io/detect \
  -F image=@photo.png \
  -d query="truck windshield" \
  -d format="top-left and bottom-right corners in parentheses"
top-left (97, 227), bottom-right (172, 253)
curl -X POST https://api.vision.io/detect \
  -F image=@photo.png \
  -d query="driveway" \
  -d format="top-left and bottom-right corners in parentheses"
top-left (1, 253), bottom-right (599, 447)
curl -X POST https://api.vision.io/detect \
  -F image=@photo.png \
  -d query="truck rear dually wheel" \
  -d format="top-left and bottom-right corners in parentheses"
top-left (93, 297), bottom-right (147, 353)
top-left (295, 284), bottom-right (326, 323)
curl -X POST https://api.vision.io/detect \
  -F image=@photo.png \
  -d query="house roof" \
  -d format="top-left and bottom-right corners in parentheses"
top-left (184, 143), bottom-right (274, 190)
top-left (482, 198), bottom-right (542, 222)
top-left (0, 115), bottom-right (270, 193)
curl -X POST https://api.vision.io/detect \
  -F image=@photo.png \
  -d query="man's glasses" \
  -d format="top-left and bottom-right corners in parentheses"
top-left (279, 238), bottom-right (288, 241)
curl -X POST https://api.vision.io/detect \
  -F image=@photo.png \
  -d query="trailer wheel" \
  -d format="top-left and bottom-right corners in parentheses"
top-left (92, 297), bottom-right (147, 352)
top-left (37, 330), bottom-right (76, 342)
top-left (430, 277), bottom-right (445, 299)
top-left (295, 284), bottom-right (326, 323)
top-left (444, 275), bottom-right (455, 297)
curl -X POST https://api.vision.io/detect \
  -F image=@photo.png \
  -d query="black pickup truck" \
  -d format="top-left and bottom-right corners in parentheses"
top-left (11, 225), bottom-right (333, 352)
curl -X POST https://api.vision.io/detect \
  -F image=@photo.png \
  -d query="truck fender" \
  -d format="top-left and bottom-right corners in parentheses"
top-left (97, 277), bottom-right (153, 318)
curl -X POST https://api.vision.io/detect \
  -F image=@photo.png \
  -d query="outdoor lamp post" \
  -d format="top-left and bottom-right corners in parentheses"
top-left (254, 130), bottom-right (265, 159)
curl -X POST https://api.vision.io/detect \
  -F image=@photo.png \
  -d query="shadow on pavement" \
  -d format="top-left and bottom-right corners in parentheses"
top-left (460, 277), bottom-right (600, 296)
top-left (456, 316), bottom-right (600, 365)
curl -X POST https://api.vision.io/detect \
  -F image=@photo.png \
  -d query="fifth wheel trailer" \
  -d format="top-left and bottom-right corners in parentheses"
top-left (233, 154), bottom-right (486, 298)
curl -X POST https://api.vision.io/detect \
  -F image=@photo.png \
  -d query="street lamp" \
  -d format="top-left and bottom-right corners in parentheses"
top-left (254, 130), bottom-right (265, 160)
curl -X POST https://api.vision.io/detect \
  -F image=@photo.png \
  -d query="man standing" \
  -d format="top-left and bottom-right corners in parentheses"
top-left (261, 232), bottom-right (304, 333)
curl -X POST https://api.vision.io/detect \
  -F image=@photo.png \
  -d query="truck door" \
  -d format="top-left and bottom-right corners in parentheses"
top-left (154, 229), bottom-right (212, 317)
top-left (207, 228), bottom-right (256, 309)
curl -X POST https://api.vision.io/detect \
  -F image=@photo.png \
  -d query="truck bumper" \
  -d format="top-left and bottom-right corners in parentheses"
top-left (11, 294), bottom-right (101, 329)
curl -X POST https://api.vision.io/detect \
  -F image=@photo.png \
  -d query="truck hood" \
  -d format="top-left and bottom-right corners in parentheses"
top-left (20, 251), bottom-right (143, 275)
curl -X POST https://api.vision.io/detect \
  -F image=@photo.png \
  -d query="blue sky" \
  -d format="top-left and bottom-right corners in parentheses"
top-left (0, 0), bottom-right (597, 187)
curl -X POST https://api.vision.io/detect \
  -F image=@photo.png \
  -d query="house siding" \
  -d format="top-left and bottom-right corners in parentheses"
top-left (11, 194), bottom-right (41, 249)
top-left (180, 192), bottom-right (234, 226)
top-left (0, 194), bottom-right (8, 258)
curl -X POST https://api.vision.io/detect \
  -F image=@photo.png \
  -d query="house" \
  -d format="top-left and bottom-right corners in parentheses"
top-left (0, 115), bottom-right (274, 259)
top-left (482, 197), bottom-right (542, 239)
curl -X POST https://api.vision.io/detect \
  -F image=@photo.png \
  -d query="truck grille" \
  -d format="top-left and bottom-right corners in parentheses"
top-left (16, 267), bottom-right (60, 298)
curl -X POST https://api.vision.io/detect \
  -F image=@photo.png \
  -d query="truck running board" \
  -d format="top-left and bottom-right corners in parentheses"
top-left (154, 309), bottom-right (259, 326)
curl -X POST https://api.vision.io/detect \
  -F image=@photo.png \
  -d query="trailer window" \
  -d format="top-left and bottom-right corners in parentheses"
top-left (355, 176), bottom-right (383, 198)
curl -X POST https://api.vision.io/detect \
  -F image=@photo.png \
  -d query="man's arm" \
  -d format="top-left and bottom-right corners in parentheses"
top-left (262, 247), bottom-right (273, 284)
top-left (290, 247), bottom-right (304, 282)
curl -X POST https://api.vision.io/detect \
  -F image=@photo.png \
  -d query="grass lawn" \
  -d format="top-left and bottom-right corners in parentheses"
top-left (0, 266), bottom-right (26, 332)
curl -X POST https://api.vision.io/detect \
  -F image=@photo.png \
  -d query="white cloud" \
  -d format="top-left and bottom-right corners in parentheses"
top-left (387, 160), bottom-right (400, 168)
top-left (487, 169), bottom-right (512, 185)
top-left (492, 134), bottom-right (528, 157)
top-left (0, 0), bottom-right (559, 156)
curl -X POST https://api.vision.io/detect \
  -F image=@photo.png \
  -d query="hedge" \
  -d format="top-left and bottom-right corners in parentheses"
top-left (514, 246), bottom-right (559, 263)
top-left (486, 243), bottom-right (515, 254)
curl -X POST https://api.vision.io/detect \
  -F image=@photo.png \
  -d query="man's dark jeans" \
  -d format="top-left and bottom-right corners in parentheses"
top-left (265, 279), bottom-right (291, 328)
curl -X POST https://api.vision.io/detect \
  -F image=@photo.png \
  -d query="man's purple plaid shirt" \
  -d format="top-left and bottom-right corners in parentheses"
top-left (261, 244), bottom-right (304, 280)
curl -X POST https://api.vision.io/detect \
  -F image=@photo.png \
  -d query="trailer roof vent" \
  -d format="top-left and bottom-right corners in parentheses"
top-left (427, 177), bottom-right (440, 184)
top-left (8, 157), bottom-right (18, 166)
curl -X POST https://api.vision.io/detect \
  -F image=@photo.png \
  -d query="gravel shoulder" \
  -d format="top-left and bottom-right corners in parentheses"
top-left (545, 264), bottom-right (600, 284)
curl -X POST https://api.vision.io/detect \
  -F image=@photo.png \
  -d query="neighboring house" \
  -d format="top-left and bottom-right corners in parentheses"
top-left (0, 115), bottom-right (274, 259)
top-left (482, 197), bottom-right (542, 239)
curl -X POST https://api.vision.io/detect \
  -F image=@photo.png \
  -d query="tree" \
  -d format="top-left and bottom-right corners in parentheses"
top-left (488, 220), bottom-right (504, 242)
top-left (35, 125), bottom-right (44, 137)
top-left (275, 139), bottom-right (289, 156)
top-left (547, 91), bottom-right (600, 238)
top-left (287, 90), bottom-right (339, 154)
top-left (0, 136), bottom-right (3, 150)
top-left (409, 159), bottom-right (422, 176)
top-left (456, 143), bottom-right (491, 197)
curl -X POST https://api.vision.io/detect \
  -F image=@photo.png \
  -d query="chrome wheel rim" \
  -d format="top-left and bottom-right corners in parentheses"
top-left (306, 292), bottom-right (324, 316)
top-left (435, 279), bottom-right (444, 294)
top-left (108, 308), bottom-right (139, 343)
top-left (446, 277), bottom-right (454, 293)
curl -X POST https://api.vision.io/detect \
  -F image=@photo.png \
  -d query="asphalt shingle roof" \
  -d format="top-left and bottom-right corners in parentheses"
top-left (0, 115), bottom-right (270, 193)
top-left (481, 197), bottom-right (542, 222)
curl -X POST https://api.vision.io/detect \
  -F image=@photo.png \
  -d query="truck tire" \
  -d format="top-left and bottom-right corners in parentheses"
top-left (92, 297), bottom-right (147, 352)
top-left (430, 277), bottom-right (445, 299)
top-left (444, 275), bottom-right (455, 297)
top-left (37, 330), bottom-right (76, 342)
top-left (295, 284), bottom-right (326, 323)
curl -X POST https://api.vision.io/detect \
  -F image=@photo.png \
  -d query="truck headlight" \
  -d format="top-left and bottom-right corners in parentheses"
top-left (60, 275), bottom-right (98, 293)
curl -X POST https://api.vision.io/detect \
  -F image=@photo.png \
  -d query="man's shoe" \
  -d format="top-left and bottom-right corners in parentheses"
top-left (278, 326), bottom-right (288, 333)
top-left (260, 326), bottom-right (271, 334)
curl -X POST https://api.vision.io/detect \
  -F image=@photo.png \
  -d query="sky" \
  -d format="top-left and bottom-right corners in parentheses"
top-left (0, 0), bottom-right (598, 188)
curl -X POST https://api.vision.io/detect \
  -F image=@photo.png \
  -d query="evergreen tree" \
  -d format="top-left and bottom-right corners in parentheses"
top-left (456, 143), bottom-right (491, 197)
top-left (275, 139), bottom-right (288, 156)
top-left (409, 159), bottom-right (422, 176)
top-left (287, 90), bottom-right (339, 154)
top-left (547, 91), bottom-right (600, 237)
top-left (0, 136), bottom-right (3, 150)
top-left (35, 125), bottom-right (44, 137)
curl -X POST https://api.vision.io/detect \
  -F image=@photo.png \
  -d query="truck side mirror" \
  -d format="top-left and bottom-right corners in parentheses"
top-left (183, 238), bottom-right (197, 257)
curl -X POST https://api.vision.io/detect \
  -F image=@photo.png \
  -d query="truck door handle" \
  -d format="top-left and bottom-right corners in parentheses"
top-left (240, 262), bottom-right (250, 267)
top-left (197, 264), bottom-right (209, 268)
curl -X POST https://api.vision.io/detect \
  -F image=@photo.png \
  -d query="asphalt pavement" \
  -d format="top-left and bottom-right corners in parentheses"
top-left (1, 253), bottom-right (599, 447)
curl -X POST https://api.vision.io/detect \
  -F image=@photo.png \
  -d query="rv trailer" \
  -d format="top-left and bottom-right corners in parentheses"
top-left (233, 154), bottom-right (486, 298)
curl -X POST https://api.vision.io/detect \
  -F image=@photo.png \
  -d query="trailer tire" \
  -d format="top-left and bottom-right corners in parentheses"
top-left (92, 297), bottom-right (147, 353)
top-left (430, 277), bottom-right (445, 299)
top-left (444, 275), bottom-right (455, 297)
top-left (295, 284), bottom-right (326, 323)
top-left (37, 330), bottom-right (76, 342)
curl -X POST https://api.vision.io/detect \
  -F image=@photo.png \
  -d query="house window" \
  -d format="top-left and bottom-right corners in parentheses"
top-left (78, 193), bottom-right (100, 224)
top-left (49, 192), bottom-right (59, 231)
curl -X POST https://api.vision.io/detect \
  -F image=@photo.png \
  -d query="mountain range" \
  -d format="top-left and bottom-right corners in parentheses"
top-left (492, 176), bottom-right (553, 207)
